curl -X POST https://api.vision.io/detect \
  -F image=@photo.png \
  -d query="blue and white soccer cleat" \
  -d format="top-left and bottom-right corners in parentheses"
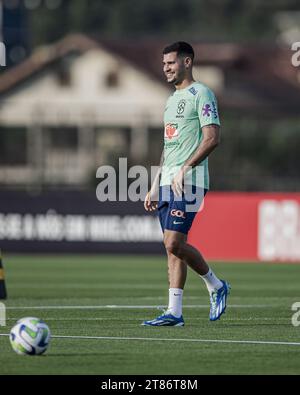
top-left (209, 280), bottom-right (231, 321)
top-left (142, 312), bottom-right (184, 327)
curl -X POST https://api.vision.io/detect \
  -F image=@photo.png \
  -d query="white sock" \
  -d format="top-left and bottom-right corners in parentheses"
top-left (200, 268), bottom-right (223, 294)
top-left (167, 288), bottom-right (183, 318)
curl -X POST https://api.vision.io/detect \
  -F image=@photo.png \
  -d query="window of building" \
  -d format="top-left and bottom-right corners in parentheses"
top-left (56, 66), bottom-right (71, 87)
top-left (47, 127), bottom-right (78, 150)
top-left (0, 127), bottom-right (27, 165)
top-left (55, 55), bottom-right (75, 87)
top-left (105, 71), bottom-right (119, 88)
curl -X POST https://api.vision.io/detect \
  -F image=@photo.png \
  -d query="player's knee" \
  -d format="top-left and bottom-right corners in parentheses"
top-left (164, 238), bottom-right (183, 257)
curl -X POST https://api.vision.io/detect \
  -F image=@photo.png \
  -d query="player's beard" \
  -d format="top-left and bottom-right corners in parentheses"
top-left (167, 67), bottom-right (185, 86)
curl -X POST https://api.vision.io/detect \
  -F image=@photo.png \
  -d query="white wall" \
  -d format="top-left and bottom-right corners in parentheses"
top-left (0, 48), bottom-right (170, 127)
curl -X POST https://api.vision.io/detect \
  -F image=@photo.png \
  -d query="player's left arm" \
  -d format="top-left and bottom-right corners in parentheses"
top-left (172, 124), bottom-right (220, 195)
top-left (184, 124), bottom-right (220, 168)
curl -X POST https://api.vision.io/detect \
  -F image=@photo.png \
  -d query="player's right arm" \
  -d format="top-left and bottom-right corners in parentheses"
top-left (144, 150), bottom-right (164, 212)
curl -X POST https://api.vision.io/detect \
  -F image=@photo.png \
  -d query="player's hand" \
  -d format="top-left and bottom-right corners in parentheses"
top-left (144, 191), bottom-right (158, 212)
top-left (171, 169), bottom-right (185, 197)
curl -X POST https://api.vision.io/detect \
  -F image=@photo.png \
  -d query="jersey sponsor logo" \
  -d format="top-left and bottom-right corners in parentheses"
top-left (211, 101), bottom-right (219, 119)
top-left (189, 87), bottom-right (198, 96)
top-left (202, 103), bottom-right (212, 117)
top-left (177, 99), bottom-right (186, 115)
top-left (170, 209), bottom-right (186, 219)
top-left (165, 140), bottom-right (180, 148)
top-left (202, 102), bottom-right (219, 119)
top-left (165, 123), bottom-right (179, 140)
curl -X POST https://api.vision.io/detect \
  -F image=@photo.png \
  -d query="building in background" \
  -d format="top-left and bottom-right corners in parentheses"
top-left (0, 34), bottom-right (299, 190)
top-left (0, 34), bottom-right (170, 187)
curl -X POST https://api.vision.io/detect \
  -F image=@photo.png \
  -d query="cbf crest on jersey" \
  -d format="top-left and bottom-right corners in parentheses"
top-left (164, 123), bottom-right (179, 140)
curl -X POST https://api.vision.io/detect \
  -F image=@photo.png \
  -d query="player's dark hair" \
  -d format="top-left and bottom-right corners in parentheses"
top-left (163, 41), bottom-right (194, 62)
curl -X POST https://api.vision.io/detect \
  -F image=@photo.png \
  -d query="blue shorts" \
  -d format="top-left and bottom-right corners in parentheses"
top-left (158, 185), bottom-right (208, 235)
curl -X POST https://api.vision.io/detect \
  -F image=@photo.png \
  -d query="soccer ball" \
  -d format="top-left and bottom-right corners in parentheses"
top-left (10, 317), bottom-right (51, 356)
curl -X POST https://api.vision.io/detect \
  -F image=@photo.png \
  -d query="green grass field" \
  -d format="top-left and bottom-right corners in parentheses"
top-left (0, 254), bottom-right (300, 375)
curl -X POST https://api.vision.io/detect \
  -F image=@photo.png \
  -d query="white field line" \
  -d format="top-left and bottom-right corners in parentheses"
top-left (4, 317), bottom-right (291, 323)
top-left (4, 317), bottom-right (290, 321)
top-left (0, 333), bottom-right (299, 347)
top-left (5, 304), bottom-right (272, 310)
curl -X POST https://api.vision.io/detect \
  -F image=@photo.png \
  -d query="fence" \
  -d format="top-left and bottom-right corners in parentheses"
top-left (0, 190), bottom-right (300, 262)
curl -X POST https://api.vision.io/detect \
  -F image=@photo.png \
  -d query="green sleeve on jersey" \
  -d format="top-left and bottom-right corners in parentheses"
top-left (197, 87), bottom-right (221, 128)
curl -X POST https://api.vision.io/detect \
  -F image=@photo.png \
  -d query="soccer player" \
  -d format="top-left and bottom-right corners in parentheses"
top-left (142, 42), bottom-right (230, 326)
